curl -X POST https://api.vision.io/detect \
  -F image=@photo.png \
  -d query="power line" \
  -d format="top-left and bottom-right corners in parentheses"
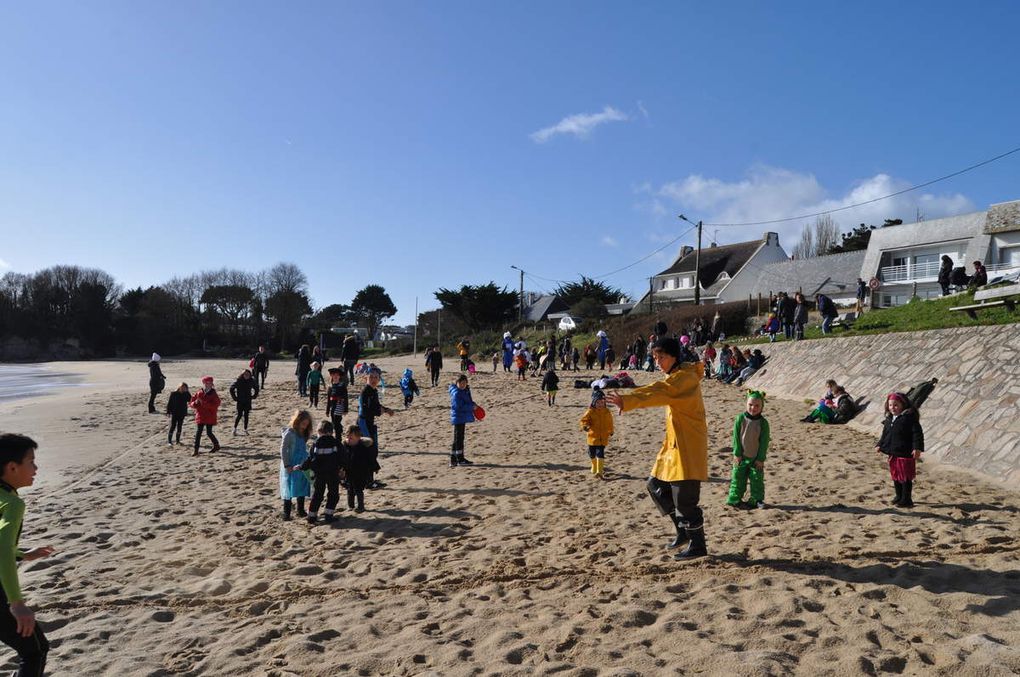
top-left (591, 225), bottom-right (698, 280)
top-left (704, 143), bottom-right (1020, 227)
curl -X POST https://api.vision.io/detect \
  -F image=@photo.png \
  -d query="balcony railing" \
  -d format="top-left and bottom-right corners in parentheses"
top-left (879, 261), bottom-right (1020, 283)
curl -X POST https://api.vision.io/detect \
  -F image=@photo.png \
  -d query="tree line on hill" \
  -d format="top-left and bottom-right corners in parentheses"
top-left (0, 262), bottom-right (397, 358)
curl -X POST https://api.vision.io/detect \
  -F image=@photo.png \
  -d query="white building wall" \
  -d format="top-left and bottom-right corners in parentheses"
top-left (716, 234), bottom-right (789, 303)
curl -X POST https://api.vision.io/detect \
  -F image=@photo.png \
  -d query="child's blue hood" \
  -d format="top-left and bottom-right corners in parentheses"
top-left (403, 368), bottom-right (413, 377)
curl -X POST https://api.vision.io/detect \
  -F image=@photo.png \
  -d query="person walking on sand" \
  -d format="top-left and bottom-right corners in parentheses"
top-left (606, 337), bottom-right (709, 560)
top-left (165, 382), bottom-right (190, 446)
top-left (251, 345), bottom-right (270, 389)
top-left (189, 376), bottom-right (221, 456)
top-left (0, 433), bottom-right (55, 677)
top-left (147, 352), bottom-right (166, 414)
top-left (229, 369), bottom-right (258, 435)
top-left (341, 334), bottom-right (360, 386)
top-left (426, 345), bottom-right (443, 387)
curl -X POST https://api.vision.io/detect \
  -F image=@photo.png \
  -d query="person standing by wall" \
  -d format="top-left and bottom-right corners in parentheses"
top-left (856, 278), bottom-right (868, 314)
top-left (937, 256), bottom-right (953, 296)
top-left (793, 293), bottom-right (808, 340)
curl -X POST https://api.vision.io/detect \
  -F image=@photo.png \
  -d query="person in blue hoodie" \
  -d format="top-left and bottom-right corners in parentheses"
top-left (448, 374), bottom-right (477, 467)
top-left (399, 369), bottom-right (421, 409)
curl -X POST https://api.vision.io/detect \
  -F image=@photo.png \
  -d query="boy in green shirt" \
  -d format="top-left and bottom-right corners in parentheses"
top-left (726, 391), bottom-right (771, 510)
top-left (0, 433), bottom-right (54, 675)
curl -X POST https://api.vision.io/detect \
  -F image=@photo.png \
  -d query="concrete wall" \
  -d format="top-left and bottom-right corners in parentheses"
top-left (741, 323), bottom-right (1020, 487)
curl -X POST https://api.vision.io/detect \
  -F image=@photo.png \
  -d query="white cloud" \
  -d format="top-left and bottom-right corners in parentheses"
top-left (637, 100), bottom-right (649, 120)
top-left (656, 165), bottom-right (975, 248)
top-left (601, 236), bottom-right (619, 248)
top-left (0, 257), bottom-right (9, 270)
top-left (530, 106), bottom-right (629, 143)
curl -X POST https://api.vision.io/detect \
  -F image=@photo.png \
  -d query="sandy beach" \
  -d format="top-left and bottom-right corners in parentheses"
top-left (4, 355), bottom-right (1020, 675)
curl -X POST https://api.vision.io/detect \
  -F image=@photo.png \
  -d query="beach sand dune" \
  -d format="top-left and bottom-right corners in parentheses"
top-left (9, 356), bottom-right (1020, 675)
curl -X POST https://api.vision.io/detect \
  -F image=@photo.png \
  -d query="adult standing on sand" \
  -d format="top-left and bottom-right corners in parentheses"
top-left (606, 337), bottom-right (710, 560)
top-left (340, 335), bottom-right (360, 386)
top-left (295, 345), bottom-right (312, 397)
top-left (251, 345), bottom-right (270, 389)
top-left (147, 353), bottom-right (166, 414)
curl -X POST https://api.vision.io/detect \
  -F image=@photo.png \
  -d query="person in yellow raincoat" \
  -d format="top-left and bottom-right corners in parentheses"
top-left (606, 336), bottom-right (709, 560)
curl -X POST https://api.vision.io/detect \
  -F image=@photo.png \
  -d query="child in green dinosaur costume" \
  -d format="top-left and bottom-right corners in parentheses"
top-left (726, 390), bottom-right (771, 509)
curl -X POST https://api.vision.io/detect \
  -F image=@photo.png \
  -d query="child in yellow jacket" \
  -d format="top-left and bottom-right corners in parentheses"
top-left (580, 389), bottom-right (614, 479)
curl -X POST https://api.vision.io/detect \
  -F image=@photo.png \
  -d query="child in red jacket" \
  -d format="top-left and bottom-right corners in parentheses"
top-left (190, 375), bottom-right (222, 456)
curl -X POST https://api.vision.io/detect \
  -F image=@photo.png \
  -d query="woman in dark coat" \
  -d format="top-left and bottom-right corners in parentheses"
top-left (937, 255), bottom-right (953, 296)
top-left (147, 352), bottom-right (166, 413)
top-left (295, 345), bottom-right (312, 397)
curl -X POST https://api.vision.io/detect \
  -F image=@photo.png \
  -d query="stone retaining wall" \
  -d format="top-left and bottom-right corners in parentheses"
top-left (740, 323), bottom-right (1020, 487)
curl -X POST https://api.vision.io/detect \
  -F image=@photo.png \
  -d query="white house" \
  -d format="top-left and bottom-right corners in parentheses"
top-left (635, 232), bottom-right (788, 308)
top-left (860, 199), bottom-right (1020, 307)
top-left (747, 249), bottom-right (868, 307)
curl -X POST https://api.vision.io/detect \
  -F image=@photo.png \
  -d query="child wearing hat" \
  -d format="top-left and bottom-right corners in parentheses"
top-left (189, 376), bottom-right (221, 455)
top-left (580, 389), bottom-right (614, 479)
top-left (325, 368), bottom-right (349, 434)
top-left (876, 392), bottom-right (924, 508)
top-left (726, 390), bottom-right (771, 509)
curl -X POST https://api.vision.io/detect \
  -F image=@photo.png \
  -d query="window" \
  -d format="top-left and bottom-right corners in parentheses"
top-left (664, 278), bottom-right (676, 290)
top-left (1001, 247), bottom-right (1020, 266)
top-left (680, 276), bottom-right (692, 289)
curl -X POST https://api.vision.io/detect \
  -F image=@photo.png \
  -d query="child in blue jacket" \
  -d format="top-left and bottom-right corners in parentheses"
top-left (399, 368), bottom-right (421, 409)
top-left (449, 374), bottom-right (477, 467)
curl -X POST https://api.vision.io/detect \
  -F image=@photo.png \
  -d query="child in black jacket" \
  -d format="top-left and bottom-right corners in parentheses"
top-left (341, 425), bottom-right (375, 513)
top-left (876, 392), bottom-right (925, 508)
top-left (303, 421), bottom-right (343, 524)
top-left (325, 368), bottom-right (349, 435)
top-left (541, 368), bottom-right (560, 406)
top-left (165, 383), bottom-right (190, 446)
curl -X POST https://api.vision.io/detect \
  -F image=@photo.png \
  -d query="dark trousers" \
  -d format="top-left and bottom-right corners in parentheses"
top-left (647, 477), bottom-right (703, 528)
top-left (430, 365), bottom-right (441, 386)
top-left (233, 404), bottom-right (250, 430)
top-left (310, 474), bottom-right (341, 513)
top-left (297, 370), bottom-right (309, 395)
top-left (194, 424), bottom-right (219, 451)
top-left (331, 413), bottom-right (344, 436)
top-left (309, 385), bottom-right (320, 408)
top-left (168, 414), bottom-right (185, 443)
top-left (783, 321), bottom-right (794, 339)
top-left (588, 445), bottom-right (605, 459)
top-left (0, 593), bottom-right (48, 677)
top-left (343, 359), bottom-right (356, 385)
top-left (452, 423), bottom-right (466, 452)
top-left (347, 482), bottom-right (365, 510)
top-left (255, 367), bottom-right (268, 388)
top-left (794, 322), bottom-right (805, 340)
top-left (148, 388), bottom-right (159, 413)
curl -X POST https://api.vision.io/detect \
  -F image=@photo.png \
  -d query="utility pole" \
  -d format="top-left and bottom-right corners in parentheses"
top-left (680, 215), bottom-right (704, 306)
top-left (648, 277), bottom-right (654, 314)
top-left (510, 265), bottom-right (524, 322)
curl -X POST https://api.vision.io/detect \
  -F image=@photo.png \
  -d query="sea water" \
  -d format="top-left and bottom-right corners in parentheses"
top-left (0, 364), bottom-right (84, 401)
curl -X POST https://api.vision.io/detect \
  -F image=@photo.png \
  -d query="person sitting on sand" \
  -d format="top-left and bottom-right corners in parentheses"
top-left (0, 433), bottom-right (54, 676)
top-left (726, 390), bottom-right (770, 509)
top-left (606, 338), bottom-right (710, 560)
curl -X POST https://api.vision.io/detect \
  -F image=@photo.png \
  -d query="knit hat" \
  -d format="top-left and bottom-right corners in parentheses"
top-left (151, 352), bottom-right (161, 362)
top-left (679, 335), bottom-right (690, 346)
top-left (590, 388), bottom-right (605, 406)
top-left (503, 332), bottom-right (512, 339)
top-left (201, 375), bottom-right (214, 384)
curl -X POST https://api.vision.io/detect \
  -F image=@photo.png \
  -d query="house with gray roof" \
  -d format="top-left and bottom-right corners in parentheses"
top-left (523, 295), bottom-right (569, 322)
top-left (861, 199), bottom-right (1020, 306)
top-left (635, 232), bottom-right (788, 308)
top-left (748, 250), bottom-right (867, 307)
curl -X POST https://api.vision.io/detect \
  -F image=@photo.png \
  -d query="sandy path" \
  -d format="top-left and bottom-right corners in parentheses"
top-left (9, 356), bottom-right (1020, 675)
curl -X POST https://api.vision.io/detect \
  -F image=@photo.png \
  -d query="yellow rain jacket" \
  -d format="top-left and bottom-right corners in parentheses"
top-left (580, 407), bottom-right (614, 446)
top-left (617, 362), bottom-right (708, 481)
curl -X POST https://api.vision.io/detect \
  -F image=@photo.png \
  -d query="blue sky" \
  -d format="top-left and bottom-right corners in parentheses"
top-left (2, 1), bottom-right (1019, 324)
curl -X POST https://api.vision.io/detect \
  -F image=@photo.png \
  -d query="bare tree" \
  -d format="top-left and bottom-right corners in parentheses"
top-left (814, 214), bottom-right (841, 255)
top-left (268, 263), bottom-right (308, 295)
top-left (792, 223), bottom-right (814, 259)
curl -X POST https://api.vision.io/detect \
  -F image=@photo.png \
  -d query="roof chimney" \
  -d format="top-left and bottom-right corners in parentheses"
top-left (764, 231), bottom-right (779, 246)
top-left (680, 245), bottom-right (694, 257)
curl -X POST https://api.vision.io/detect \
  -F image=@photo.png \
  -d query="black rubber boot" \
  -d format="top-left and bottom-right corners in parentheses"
top-left (899, 481), bottom-right (914, 508)
top-left (891, 481), bottom-right (903, 505)
top-left (450, 454), bottom-right (459, 467)
top-left (667, 514), bottom-right (689, 549)
top-left (674, 526), bottom-right (707, 560)
top-left (296, 497), bottom-right (307, 518)
top-left (458, 453), bottom-right (473, 465)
